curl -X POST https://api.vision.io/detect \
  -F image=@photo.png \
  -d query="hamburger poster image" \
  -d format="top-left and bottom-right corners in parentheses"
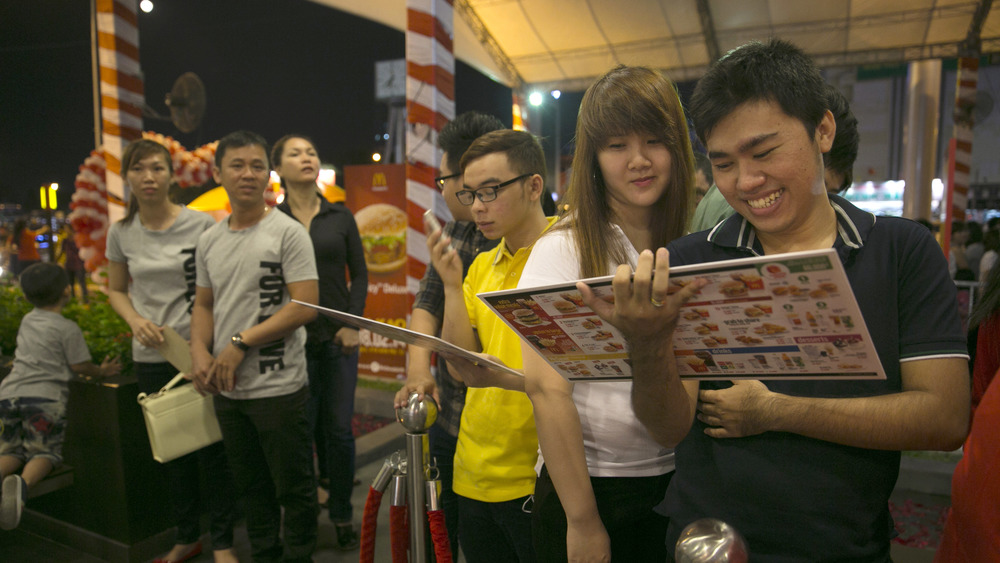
top-left (345, 164), bottom-right (409, 379)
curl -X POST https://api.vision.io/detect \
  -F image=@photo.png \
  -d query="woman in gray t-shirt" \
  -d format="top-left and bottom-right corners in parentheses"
top-left (107, 139), bottom-right (237, 563)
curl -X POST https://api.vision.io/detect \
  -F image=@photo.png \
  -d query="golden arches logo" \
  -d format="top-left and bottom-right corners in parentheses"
top-left (372, 172), bottom-right (388, 188)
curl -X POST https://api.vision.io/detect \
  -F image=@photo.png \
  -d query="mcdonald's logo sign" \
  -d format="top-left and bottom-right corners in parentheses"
top-left (372, 172), bottom-right (388, 190)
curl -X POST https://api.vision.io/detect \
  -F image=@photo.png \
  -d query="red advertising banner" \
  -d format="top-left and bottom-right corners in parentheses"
top-left (344, 164), bottom-right (409, 380)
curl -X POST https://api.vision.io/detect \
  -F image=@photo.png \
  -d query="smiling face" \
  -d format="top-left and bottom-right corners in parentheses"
top-left (126, 153), bottom-right (172, 207)
top-left (460, 151), bottom-right (540, 243)
top-left (707, 100), bottom-right (835, 243)
top-left (213, 144), bottom-right (271, 211)
top-left (274, 137), bottom-right (319, 186)
top-left (597, 132), bottom-right (672, 222)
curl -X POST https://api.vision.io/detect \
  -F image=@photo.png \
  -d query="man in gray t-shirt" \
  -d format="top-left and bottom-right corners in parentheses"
top-left (190, 131), bottom-right (319, 561)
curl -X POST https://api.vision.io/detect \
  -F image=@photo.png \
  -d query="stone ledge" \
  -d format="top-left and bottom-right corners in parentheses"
top-left (355, 385), bottom-right (398, 420)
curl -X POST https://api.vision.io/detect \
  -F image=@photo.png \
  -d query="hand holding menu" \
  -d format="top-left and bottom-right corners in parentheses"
top-left (477, 248), bottom-right (886, 382)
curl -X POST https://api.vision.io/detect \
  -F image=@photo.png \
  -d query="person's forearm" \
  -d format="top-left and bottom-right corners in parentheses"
top-left (445, 358), bottom-right (525, 391)
top-left (533, 393), bottom-right (599, 523)
top-left (72, 361), bottom-right (104, 378)
top-left (108, 290), bottom-right (145, 327)
top-left (347, 264), bottom-right (369, 317)
top-left (406, 308), bottom-right (439, 381)
top-left (631, 343), bottom-right (697, 448)
top-left (239, 302), bottom-right (316, 347)
top-left (107, 261), bottom-right (144, 327)
top-left (237, 280), bottom-right (318, 347)
top-left (487, 371), bottom-right (525, 392)
top-left (439, 286), bottom-right (479, 352)
top-left (190, 300), bottom-right (215, 354)
top-left (766, 389), bottom-right (966, 451)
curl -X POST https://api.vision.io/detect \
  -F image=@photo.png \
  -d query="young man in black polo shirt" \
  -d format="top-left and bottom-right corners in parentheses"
top-left (585, 39), bottom-right (969, 561)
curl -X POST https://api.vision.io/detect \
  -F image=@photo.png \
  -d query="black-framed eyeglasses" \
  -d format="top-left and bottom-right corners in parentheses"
top-left (434, 173), bottom-right (461, 189)
top-left (456, 174), bottom-right (531, 206)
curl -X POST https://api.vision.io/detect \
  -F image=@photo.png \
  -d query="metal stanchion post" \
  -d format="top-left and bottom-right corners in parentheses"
top-left (675, 518), bottom-right (749, 562)
top-left (395, 393), bottom-right (439, 563)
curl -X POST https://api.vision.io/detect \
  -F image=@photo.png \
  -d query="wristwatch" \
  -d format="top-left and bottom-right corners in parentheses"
top-left (231, 333), bottom-right (250, 352)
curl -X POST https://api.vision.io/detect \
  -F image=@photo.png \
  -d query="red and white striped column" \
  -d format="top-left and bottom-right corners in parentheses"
top-left (405, 0), bottom-right (456, 305)
top-left (96, 0), bottom-right (144, 220)
top-left (950, 57), bottom-right (978, 219)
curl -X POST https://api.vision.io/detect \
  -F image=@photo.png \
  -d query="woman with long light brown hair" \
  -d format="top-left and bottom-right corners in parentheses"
top-left (518, 65), bottom-right (695, 562)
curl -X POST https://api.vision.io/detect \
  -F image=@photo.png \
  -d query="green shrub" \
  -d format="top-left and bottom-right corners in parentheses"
top-left (63, 292), bottom-right (133, 374)
top-left (0, 285), bottom-right (33, 357)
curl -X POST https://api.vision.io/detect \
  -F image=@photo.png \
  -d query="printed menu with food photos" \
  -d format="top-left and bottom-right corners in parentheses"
top-left (478, 248), bottom-right (886, 382)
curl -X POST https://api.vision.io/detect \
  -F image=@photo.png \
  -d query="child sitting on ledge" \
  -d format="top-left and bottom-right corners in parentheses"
top-left (0, 262), bottom-right (120, 530)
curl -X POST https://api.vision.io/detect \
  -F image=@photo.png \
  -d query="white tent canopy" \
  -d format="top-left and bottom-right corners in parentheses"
top-left (311, 0), bottom-right (1000, 92)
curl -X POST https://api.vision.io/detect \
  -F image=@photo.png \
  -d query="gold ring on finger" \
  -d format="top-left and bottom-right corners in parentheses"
top-left (650, 296), bottom-right (665, 308)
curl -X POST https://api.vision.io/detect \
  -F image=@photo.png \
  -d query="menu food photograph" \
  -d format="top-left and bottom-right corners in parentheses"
top-left (479, 249), bottom-right (886, 383)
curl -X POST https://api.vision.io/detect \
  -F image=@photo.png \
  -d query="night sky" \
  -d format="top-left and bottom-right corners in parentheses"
top-left (0, 0), bottom-right (528, 214)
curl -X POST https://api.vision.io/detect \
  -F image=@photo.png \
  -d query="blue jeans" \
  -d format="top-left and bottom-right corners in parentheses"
top-left (135, 362), bottom-right (236, 549)
top-left (458, 493), bottom-right (536, 563)
top-left (305, 339), bottom-right (357, 523)
top-left (213, 386), bottom-right (318, 563)
top-left (428, 424), bottom-right (460, 561)
top-left (532, 464), bottom-right (670, 562)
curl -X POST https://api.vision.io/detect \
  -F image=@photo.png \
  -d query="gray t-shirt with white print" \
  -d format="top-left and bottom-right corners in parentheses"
top-left (195, 209), bottom-right (317, 399)
top-left (107, 207), bottom-right (215, 363)
top-left (0, 309), bottom-right (92, 403)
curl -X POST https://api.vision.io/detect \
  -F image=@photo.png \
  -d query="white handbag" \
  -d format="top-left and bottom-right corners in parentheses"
top-left (137, 373), bottom-right (223, 463)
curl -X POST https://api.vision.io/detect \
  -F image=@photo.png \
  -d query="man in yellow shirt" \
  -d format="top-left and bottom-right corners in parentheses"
top-left (426, 129), bottom-right (553, 562)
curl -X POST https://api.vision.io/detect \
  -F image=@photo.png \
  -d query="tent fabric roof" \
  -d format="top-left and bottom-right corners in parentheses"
top-left (311, 0), bottom-right (1000, 92)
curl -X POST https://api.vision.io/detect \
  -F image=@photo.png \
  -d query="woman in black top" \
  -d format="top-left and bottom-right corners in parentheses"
top-left (273, 135), bottom-right (368, 551)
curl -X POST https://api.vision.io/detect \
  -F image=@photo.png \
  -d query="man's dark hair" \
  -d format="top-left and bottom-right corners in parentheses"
top-left (824, 84), bottom-right (859, 193)
top-left (439, 112), bottom-right (506, 173)
top-left (215, 130), bottom-right (270, 168)
top-left (19, 263), bottom-right (69, 307)
top-left (690, 38), bottom-right (828, 145)
top-left (459, 129), bottom-right (546, 179)
top-left (693, 151), bottom-right (713, 185)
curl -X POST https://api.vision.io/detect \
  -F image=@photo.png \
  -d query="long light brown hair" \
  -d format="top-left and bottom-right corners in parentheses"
top-left (562, 65), bottom-right (694, 277)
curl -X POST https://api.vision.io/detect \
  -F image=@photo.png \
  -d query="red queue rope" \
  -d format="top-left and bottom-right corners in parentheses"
top-left (359, 487), bottom-right (383, 563)
top-left (358, 449), bottom-right (453, 562)
top-left (390, 504), bottom-right (410, 562)
top-left (426, 508), bottom-right (452, 563)
top-left (359, 459), bottom-right (394, 563)
top-left (389, 472), bottom-right (410, 563)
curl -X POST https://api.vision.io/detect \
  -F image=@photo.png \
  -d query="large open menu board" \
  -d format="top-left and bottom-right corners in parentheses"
top-left (478, 248), bottom-right (886, 382)
top-left (292, 300), bottom-right (524, 378)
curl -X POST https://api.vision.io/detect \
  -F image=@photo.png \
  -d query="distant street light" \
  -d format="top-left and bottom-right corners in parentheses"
top-left (40, 183), bottom-right (58, 210)
top-left (140, 0), bottom-right (154, 13)
top-left (372, 152), bottom-right (382, 162)
top-left (40, 183), bottom-right (59, 261)
top-left (527, 91), bottom-right (562, 197)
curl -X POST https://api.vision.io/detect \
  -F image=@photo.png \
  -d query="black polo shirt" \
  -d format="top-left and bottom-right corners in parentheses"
top-left (278, 197), bottom-right (368, 342)
top-left (660, 195), bottom-right (968, 561)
